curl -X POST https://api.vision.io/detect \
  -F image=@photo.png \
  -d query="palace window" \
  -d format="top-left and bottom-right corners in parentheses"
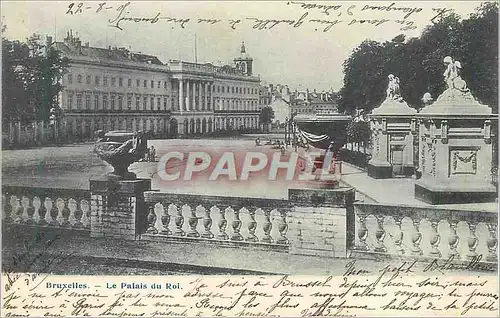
top-left (94, 94), bottom-right (99, 109)
top-left (85, 94), bottom-right (91, 110)
top-left (143, 96), bottom-right (147, 110)
top-left (127, 95), bottom-right (132, 109)
top-left (119, 78), bottom-right (123, 87)
top-left (157, 97), bottom-right (161, 110)
top-left (164, 81), bottom-right (167, 89)
top-left (137, 79), bottom-right (140, 87)
top-left (118, 95), bottom-right (123, 110)
top-left (111, 95), bottom-right (116, 110)
top-left (158, 81), bottom-right (161, 89)
top-left (67, 93), bottom-right (73, 109)
top-left (67, 74), bottom-right (73, 84)
top-left (111, 77), bottom-right (116, 86)
top-left (128, 79), bottom-right (132, 87)
top-left (232, 87), bottom-right (234, 94)
top-left (171, 96), bottom-right (176, 110)
top-left (86, 76), bottom-right (91, 84)
top-left (103, 95), bottom-right (108, 110)
top-left (95, 76), bottom-right (100, 85)
top-left (103, 77), bottom-right (108, 86)
top-left (136, 96), bottom-right (140, 110)
top-left (144, 80), bottom-right (147, 88)
top-left (77, 75), bottom-right (82, 83)
top-left (76, 94), bottom-right (82, 109)
top-left (164, 96), bottom-right (168, 110)
top-left (150, 97), bottom-right (154, 110)
top-left (151, 80), bottom-right (154, 89)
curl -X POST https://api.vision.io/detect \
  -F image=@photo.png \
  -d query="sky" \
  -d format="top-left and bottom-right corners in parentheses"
top-left (1, 1), bottom-right (483, 91)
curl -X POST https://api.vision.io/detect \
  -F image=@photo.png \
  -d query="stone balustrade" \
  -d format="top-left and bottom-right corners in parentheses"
top-left (143, 191), bottom-right (290, 249)
top-left (353, 203), bottom-right (498, 263)
top-left (2, 186), bottom-right (91, 231)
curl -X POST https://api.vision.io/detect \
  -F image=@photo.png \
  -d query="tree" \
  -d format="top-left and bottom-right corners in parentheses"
top-left (338, 2), bottom-right (498, 114)
top-left (2, 32), bottom-right (69, 124)
top-left (21, 33), bottom-right (69, 121)
top-left (259, 106), bottom-right (275, 124)
top-left (2, 38), bottom-right (30, 123)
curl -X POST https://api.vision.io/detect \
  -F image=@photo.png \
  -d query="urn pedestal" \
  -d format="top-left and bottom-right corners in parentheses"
top-left (415, 89), bottom-right (497, 204)
top-left (368, 97), bottom-right (417, 179)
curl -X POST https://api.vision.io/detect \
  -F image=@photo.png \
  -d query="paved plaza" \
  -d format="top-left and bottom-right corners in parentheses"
top-left (3, 137), bottom-right (342, 199)
top-left (3, 137), bottom-right (496, 210)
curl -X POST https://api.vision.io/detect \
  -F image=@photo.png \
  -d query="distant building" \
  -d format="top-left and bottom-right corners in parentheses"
top-left (53, 31), bottom-right (261, 139)
top-left (289, 89), bottom-right (339, 115)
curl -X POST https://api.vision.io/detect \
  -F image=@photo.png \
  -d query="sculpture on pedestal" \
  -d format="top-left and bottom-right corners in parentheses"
top-left (94, 130), bottom-right (148, 180)
top-left (415, 55), bottom-right (496, 204)
top-left (386, 74), bottom-right (403, 102)
top-left (443, 56), bottom-right (469, 92)
top-left (368, 75), bottom-right (416, 179)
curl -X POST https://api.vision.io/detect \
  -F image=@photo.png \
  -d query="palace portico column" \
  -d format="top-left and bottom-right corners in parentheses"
top-left (204, 83), bottom-right (209, 111)
top-left (193, 81), bottom-right (197, 111)
top-left (186, 80), bottom-right (191, 111)
top-left (211, 86), bottom-right (214, 111)
top-left (179, 79), bottom-right (184, 114)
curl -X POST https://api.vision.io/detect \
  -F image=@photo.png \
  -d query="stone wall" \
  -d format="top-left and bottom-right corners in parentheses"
top-left (287, 188), bottom-right (355, 258)
top-left (90, 178), bottom-right (150, 240)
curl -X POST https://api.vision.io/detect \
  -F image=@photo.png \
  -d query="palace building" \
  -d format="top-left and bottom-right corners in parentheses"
top-left (54, 31), bottom-right (261, 140)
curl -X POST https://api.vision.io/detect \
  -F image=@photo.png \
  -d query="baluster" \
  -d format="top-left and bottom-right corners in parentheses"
top-left (261, 209), bottom-right (273, 243)
top-left (80, 200), bottom-right (90, 228)
top-left (67, 199), bottom-right (78, 227)
top-left (32, 196), bottom-right (42, 224)
top-left (60, 199), bottom-right (71, 227)
top-left (230, 207), bottom-right (243, 241)
top-left (55, 198), bottom-right (65, 226)
top-left (174, 204), bottom-right (186, 236)
top-left (146, 205), bottom-right (158, 234)
top-left (37, 197), bottom-right (48, 226)
top-left (429, 218), bottom-right (441, 258)
top-left (160, 204), bottom-right (171, 235)
top-left (355, 213), bottom-right (369, 251)
top-left (217, 207), bottom-right (228, 240)
top-left (373, 214), bottom-right (387, 253)
top-left (187, 205), bottom-right (200, 238)
top-left (13, 196), bottom-right (23, 223)
top-left (486, 223), bottom-right (498, 262)
top-left (276, 209), bottom-right (289, 245)
top-left (201, 207), bottom-right (214, 239)
top-left (448, 220), bottom-right (459, 258)
top-left (21, 196), bottom-right (32, 224)
top-left (73, 200), bottom-right (84, 228)
top-left (3, 194), bottom-right (12, 223)
top-left (246, 208), bottom-right (258, 242)
top-left (466, 221), bottom-right (478, 260)
top-left (411, 219), bottom-right (423, 256)
top-left (393, 216), bottom-right (404, 254)
top-left (45, 198), bottom-right (57, 226)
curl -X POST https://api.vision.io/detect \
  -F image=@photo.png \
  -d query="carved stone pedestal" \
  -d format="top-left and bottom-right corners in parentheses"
top-left (90, 176), bottom-right (151, 240)
top-left (415, 88), bottom-right (497, 204)
top-left (368, 85), bottom-right (417, 179)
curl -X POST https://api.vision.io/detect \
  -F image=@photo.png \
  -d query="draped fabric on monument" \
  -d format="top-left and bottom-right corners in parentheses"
top-left (297, 128), bottom-right (331, 150)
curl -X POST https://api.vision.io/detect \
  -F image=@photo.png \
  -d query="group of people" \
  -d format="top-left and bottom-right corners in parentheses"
top-left (145, 145), bottom-right (156, 162)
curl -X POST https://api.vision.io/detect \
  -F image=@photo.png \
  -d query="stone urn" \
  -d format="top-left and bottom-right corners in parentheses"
top-left (94, 130), bottom-right (148, 180)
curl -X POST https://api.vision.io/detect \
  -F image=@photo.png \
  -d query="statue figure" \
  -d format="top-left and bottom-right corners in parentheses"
top-left (386, 74), bottom-right (403, 102)
top-left (421, 92), bottom-right (433, 105)
top-left (94, 130), bottom-right (148, 179)
top-left (443, 56), bottom-right (469, 92)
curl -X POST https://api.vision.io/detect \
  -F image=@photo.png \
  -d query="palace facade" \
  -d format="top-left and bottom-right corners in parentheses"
top-left (54, 31), bottom-right (261, 139)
